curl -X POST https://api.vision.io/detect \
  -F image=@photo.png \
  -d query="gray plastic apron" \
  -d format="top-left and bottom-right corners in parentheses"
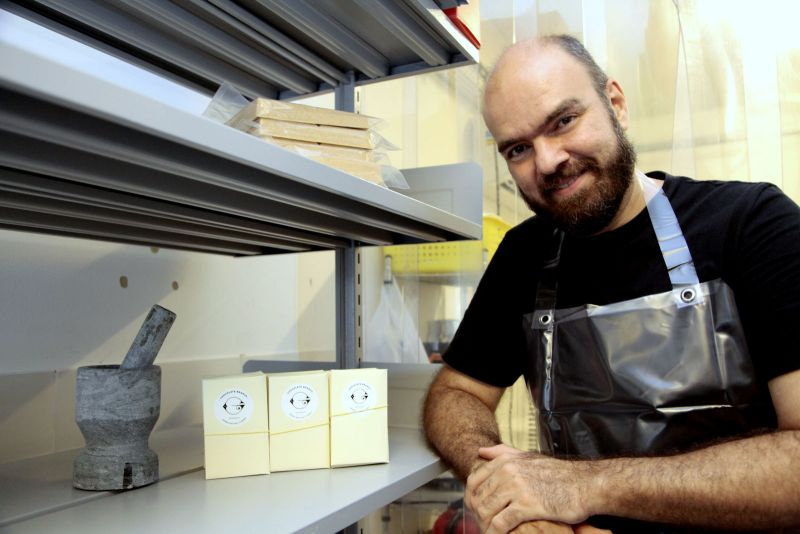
top-left (522, 173), bottom-right (775, 531)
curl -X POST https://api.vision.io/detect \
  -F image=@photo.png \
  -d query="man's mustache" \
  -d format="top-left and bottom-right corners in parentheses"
top-left (541, 157), bottom-right (600, 192)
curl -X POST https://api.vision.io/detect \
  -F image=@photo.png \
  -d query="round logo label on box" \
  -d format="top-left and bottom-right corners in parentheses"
top-left (282, 383), bottom-right (318, 420)
top-left (342, 381), bottom-right (377, 412)
top-left (215, 389), bottom-right (253, 426)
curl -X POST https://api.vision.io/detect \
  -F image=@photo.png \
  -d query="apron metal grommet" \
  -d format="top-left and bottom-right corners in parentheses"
top-left (680, 288), bottom-right (696, 303)
top-left (539, 314), bottom-right (552, 325)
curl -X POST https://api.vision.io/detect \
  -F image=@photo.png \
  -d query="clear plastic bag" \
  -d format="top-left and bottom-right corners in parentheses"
top-left (365, 279), bottom-right (427, 363)
top-left (293, 147), bottom-right (409, 189)
top-left (380, 165), bottom-right (409, 189)
top-left (201, 83), bottom-right (248, 124)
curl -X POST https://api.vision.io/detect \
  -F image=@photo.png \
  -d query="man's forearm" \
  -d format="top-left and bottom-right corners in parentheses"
top-left (424, 372), bottom-right (610, 533)
top-left (423, 379), bottom-right (501, 481)
top-left (469, 430), bottom-right (800, 531)
top-left (593, 430), bottom-right (800, 528)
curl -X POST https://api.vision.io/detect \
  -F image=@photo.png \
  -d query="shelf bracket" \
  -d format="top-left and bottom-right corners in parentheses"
top-left (334, 71), bottom-right (356, 113)
top-left (335, 245), bottom-right (358, 370)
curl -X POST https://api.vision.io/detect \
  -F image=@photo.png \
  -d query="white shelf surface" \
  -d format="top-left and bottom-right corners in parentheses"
top-left (0, 427), bottom-right (445, 533)
top-left (0, 426), bottom-right (205, 528)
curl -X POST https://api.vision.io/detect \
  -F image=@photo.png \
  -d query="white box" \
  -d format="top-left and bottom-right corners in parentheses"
top-left (202, 372), bottom-right (269, 479)
top-left (267, 370), bottom-right (330, 472)
top-left (329, 368), bottom-right (389, 467)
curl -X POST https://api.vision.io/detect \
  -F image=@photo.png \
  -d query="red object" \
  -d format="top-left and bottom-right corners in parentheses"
top-left (432, 500), bottom-right (481, 534)
top-left (431, 506), bottom-right (458, 534)
top-left (443, 7), bottom-right (481, 49)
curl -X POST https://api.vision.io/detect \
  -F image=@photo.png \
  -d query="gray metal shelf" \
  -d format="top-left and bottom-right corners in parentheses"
top-left (0, 16), bottom-right (481, 256)
top-left (5, 0), bottom-right (479, 99)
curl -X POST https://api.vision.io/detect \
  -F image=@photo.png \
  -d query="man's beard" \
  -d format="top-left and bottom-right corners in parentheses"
top-left (520, 115), bottom-right (637, 236)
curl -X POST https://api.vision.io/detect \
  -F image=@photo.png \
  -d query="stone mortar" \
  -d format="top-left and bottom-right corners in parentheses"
top-left (73, 365), bottom-right (161, 491)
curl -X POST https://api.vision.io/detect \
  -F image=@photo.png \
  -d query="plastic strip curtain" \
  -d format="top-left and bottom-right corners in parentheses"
top-left (501, 0), bottom-right (799, 202)
top-left (602, 0), bottom-right (797, 201)
top-left (483, 0), bottom-right (800, 449)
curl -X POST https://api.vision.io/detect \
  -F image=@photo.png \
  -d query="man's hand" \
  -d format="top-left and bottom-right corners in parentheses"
top-left (508, 520), bottom-right (611, 533)
top-left (466, 444), bottom-right (598, 533)
top-left (508, 520), bottom-right (574, 533)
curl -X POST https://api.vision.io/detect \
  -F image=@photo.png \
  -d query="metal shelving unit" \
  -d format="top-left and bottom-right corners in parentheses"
top-left (0, 19), bottom-right (481, 255)
top-left (2, 0), bottom-right (478, 99)
top-left (0, 3), bottom-right (478, 529)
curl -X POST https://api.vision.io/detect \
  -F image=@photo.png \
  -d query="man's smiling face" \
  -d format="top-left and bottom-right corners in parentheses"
top-left (483, 43), bottom-right (637, 236)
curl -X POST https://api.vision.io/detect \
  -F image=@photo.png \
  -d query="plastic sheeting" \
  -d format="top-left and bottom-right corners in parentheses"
top-left (365, 279), bottom-right (427, 363)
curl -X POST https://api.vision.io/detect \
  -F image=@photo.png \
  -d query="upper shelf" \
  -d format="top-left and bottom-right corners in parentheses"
top-left (0, 8), bottom-right (482, 256)
top-left (4, 0), bottom-right (479, 99)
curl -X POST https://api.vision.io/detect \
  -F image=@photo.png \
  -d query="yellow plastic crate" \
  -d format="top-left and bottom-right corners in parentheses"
top-left (384, 214), bottom-right (512, 274)
top-left (482, 213), bottom-right (512, 261)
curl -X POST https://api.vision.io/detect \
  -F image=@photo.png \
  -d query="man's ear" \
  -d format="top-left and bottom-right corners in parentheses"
top-left (606, 79), bottom-right (629, 130)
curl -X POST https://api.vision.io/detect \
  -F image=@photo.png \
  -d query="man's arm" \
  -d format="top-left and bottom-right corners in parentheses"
top-left (467, 369), bottom-right (800, 533)
top-left (424, 365), bottom-right (612, 534)
top-left (423, 364), bottom-right (506, 480)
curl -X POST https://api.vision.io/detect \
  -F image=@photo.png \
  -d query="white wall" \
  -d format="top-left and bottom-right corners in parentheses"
top-left (0, 229), bottom-right (335, 462)
top-left (1, 231), bottom-right (297, 373)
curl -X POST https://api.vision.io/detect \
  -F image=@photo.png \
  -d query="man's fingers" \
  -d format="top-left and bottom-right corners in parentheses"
top-left (467, 451), bottom-right (532, 530)
top-left (468, 445), bottom-right (521, 502)
top-left (466, 455), bottom-right (501, 506)
top-left (479, 443), bottom-right (521, 460)
top-left (510, 520), bottom-right (575, 533)
top-left (468, 469), bottom-right (524, 532)
top-left (484, 502), bottom-right (544, 534)
top-left (471, 487), bottom-right (511, 532)
top-left (574, 523), bottom-right (612, 534)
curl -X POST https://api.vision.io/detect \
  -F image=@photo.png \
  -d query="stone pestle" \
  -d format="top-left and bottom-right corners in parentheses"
top-left (120, 305), bottom-right (177, 370)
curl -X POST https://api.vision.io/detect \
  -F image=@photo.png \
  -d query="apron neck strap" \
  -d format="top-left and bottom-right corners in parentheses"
top-left (638, 171), bottom-right (700, 287)
top-left (535, 229), bottom-right (563, 310)
top-left (533, 171), bottom-right (700, 309)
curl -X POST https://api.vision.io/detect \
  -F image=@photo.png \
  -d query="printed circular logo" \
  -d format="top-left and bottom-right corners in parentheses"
top-left (215, 389), bottom-right (253, 426)
top-left (342, 381), bottom-right (377, 412)
top-left (282, 383), bottom-right (318, 420)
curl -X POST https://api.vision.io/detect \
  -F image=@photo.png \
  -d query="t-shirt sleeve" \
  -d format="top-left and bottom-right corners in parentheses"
top-left (731, 184), bottom-right (800, 381)
top-left (441, 228), bottom-right (530, 387)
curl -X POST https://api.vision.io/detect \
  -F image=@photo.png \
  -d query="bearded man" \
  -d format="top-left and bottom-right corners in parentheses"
top-left (423, 35), bottom-right (800, 534)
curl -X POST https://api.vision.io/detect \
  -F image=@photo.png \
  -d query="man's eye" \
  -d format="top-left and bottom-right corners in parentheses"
top-left (556, 115), bottom-right (576, 129)
top-left (505, 145), bottom-right (530, 161)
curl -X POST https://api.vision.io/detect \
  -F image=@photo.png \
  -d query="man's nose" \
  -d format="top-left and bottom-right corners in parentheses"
top-left (533, 137), bottom-right (569, 177)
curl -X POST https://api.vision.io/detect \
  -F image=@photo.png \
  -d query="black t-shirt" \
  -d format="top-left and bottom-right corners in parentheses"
top-left (444, 172), bottom-right (800, 389)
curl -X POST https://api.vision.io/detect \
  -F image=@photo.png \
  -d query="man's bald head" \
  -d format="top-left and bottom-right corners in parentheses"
top-left (480, 33), bottom-right (637, 236)
top-left (485, 35), bottom-right (609, 110)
